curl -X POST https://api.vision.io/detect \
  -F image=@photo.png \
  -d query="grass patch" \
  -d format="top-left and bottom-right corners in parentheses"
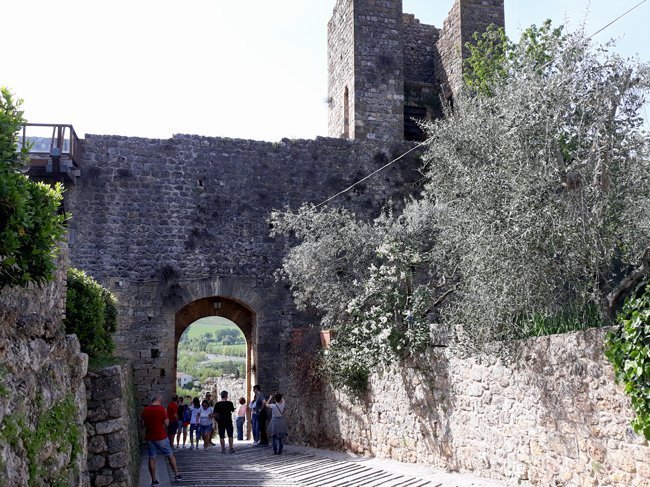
top-left (181, 317), bottom-right (240, 339)
top-left (518, 303), bottom-right (604, 338)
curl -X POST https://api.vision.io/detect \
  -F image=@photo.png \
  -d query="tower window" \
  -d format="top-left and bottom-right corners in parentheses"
top-left (404, 106), bottom-right (427, 141)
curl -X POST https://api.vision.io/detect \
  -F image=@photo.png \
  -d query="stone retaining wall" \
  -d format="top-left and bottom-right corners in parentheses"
top-left (85, 363), bottom-right (139, 487)
top-left (289, 329), bottom-right (649, 486)
top-left (0, 245), bottom-right (89, 486)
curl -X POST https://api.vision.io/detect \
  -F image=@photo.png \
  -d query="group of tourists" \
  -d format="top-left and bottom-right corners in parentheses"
top-left (140, 384), bottom-right (289, 486)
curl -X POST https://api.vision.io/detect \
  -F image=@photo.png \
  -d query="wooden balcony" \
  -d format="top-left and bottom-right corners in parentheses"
top-left (18, 123), bottom-right (81, 184)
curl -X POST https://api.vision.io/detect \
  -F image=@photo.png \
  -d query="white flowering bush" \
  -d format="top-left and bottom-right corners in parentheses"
top-left (325, 241), bottom-right (432, 397)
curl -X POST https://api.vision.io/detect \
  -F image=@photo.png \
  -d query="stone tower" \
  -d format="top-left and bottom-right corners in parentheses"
top-left (327, 0), bottom-right (505, 142)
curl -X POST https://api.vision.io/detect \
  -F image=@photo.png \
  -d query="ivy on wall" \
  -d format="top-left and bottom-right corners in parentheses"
top-left (605, 281), bottom-right (650, 440)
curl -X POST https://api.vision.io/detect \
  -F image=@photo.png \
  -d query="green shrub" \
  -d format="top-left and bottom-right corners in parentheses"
top-left (0, 87), bottom-right (67, 289)
top-left (605, 281), bottom-right (650, 440)
top-left (0, 170), bottom-right (66, 288)
top-left (64, 268), bottom-right (117, 357)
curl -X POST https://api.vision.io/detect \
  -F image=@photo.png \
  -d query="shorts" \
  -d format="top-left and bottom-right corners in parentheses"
top-left (167, 420), bottom-right (179, 436)
top-left (179, 422), bottom-right (189, 431)
top-left (198, 423), bottom-right (212, 436)
top-left (147, 438), bottom-right (173, 457)
top-left (217, 422), bottom-right (234, 439)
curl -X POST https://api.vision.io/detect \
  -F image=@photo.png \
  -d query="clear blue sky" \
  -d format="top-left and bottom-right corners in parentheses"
top-left (2, 0), bottom-right (647, 141)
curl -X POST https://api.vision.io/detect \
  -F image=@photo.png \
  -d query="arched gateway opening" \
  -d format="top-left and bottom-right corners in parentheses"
top-left (174, 296), bottom-right (256, 409)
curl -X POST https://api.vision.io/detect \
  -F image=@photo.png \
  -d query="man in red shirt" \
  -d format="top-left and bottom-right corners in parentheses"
top-left (141, 394), bottom-right (182, 485)
top-left (166, 395), bottom-right (179, 446)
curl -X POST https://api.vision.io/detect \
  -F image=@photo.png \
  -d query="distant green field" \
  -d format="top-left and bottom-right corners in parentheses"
top-left (181, 316), bottom-right (243, 340)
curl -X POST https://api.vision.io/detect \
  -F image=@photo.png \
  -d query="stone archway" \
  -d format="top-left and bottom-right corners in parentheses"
top-left (175, 296), bottom-right (256, 405)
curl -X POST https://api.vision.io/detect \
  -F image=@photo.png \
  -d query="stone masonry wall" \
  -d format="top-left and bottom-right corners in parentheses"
top-left (328, 0), bottom-right (355, 139)
top-left (402, 14), bottom-right (439, 84)
top-left (85, 363), bottom-right (139, 487)
top-left (0, 245), bottom-right (89, 487)
top-left (65, 134), bottom-right (420, 407)
top-left (435, 0), bottom-right (505, 99)
top-left (288, 329), bottom-right (649, 486)
top-left (352, 0), bottom-right (405, 141)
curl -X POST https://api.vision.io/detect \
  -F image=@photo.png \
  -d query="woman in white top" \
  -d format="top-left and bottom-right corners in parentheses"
top-left (266, 393), bottom-right (288, 455)
top-left (188, 397), bottom-right (201, 450)
top-left (197, 399), bottom-right (215, 450)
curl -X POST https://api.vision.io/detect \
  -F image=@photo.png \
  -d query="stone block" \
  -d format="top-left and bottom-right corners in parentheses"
top-left (91, 374), bottom-right (123, 402)
top-left (86, 406), bottom-right (107, 423)
top-left (93, 474), bottom-right (113, 486)
top-left (108, 451), bottom-right (128, 468)
top-left (112, 467), bottom-right (129, 482)
top-left (88, 435), bottom-right (107, 454)
top-left (107, 431), bottom-right (127, 453)
top-left (105, 398), bottom-right (123, 418)
top-left (95, 418), bottom-right (124, 435)
top-left (87, 454), bottom-right (106, 472)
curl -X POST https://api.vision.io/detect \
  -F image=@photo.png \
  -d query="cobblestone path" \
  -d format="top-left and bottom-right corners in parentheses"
top-left (166, 443), bottom-right (501, 487)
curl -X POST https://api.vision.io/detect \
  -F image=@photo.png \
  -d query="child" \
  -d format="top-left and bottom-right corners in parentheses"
top-left (236, 397), bottom-right (247, 441)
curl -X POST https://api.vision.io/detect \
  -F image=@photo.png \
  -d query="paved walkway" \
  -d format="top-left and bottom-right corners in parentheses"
top-left (140, 441), bottom-right (504, 487)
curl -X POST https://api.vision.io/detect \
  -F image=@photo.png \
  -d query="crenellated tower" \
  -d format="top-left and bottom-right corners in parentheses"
top-left (327, 0), bottom-right (504, 142)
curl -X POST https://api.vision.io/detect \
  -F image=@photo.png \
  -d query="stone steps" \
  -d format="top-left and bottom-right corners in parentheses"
top-left (168, 446), bottom-right (436, 486)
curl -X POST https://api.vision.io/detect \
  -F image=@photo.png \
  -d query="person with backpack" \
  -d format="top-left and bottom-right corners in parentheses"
top-left (251, 384), bottom-right (266, 445)
top-left (176, 396), bottom-right (192, 448)
top-left (267, 393), bottom-right (289, 455)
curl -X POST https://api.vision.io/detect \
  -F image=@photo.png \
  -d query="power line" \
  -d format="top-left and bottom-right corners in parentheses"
top-left (588, 0), bottom-right (646, 39)
top-left (314, 137), bottom-right (431, 209)
top-left (311, 0), bottom-right (646, 209)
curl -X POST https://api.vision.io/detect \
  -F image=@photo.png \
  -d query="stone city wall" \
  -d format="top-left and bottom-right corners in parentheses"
top-left (85, 363), bottom-right (139, 487)
top-left (66, 133), bottom-right (420, 405)
top-left (0, 244), bottom-right (89, 487)
top-left (289, 329), bottom-right (649, 486)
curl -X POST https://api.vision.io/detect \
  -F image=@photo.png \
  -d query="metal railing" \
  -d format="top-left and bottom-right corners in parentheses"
top-left (18, 123), bottom-right (81, 182)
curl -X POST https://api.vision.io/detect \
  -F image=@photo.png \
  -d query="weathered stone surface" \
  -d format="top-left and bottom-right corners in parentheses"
top-left (0, 246), bottom-right (88, 487)
top-left (95, 418), bottom-right (124, 435)
top-left (108, 451), bottom-right (128, 469)
top-left (88, 435), bottom-right (107, 454)
top-left (289, 329), bottom-right (650, 486)
top-left (85, 363), bottom-right (139, 486)
top-left (106, 431), bottom-right (127, 454)
top-left (87, 454), bottom-right (106, 472)
top-left (91, 374), bottom-right (123, 402)
top-left (93, 474), bottom-right (113, 486)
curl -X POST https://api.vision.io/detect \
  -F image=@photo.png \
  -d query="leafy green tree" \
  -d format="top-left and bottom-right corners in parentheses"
top-left (0, 87), bottom-right (67, 288)
top-left (64, 268), bottom-right (117, 357)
